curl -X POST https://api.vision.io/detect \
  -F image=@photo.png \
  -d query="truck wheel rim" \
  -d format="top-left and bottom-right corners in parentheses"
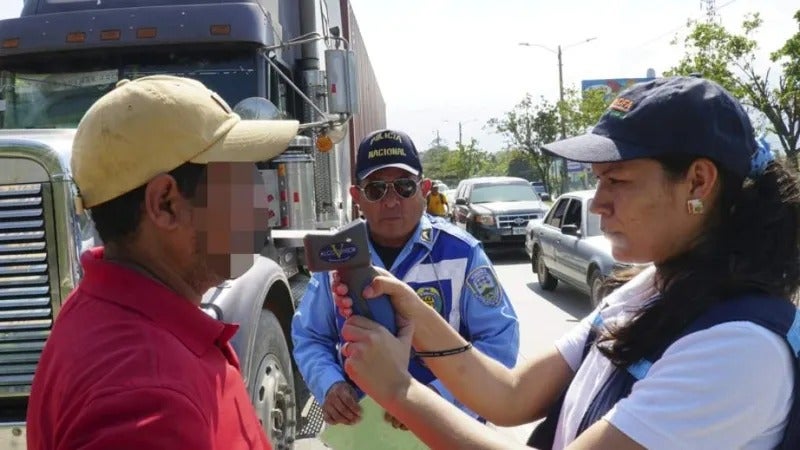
top-left (254, 354), bottom-right (296, 449)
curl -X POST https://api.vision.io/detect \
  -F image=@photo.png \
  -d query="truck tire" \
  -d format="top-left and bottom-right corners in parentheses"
top-left (249, 309), bottom-right (296, 450)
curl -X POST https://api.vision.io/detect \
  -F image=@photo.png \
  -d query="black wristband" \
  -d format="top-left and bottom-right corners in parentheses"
top-left (414, 342), bottom-right (473, 358)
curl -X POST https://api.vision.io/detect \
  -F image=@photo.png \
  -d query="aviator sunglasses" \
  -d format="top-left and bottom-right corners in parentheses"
top-left (358, 178), bottom-right (421, 202)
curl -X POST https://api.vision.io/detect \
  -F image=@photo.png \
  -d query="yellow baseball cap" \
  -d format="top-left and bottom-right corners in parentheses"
top-left (71, 75), bottom-right (300, 209)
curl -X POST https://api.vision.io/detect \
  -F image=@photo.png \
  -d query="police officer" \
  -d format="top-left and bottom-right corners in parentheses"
top-left (291, 129), bottom-right (519, 428)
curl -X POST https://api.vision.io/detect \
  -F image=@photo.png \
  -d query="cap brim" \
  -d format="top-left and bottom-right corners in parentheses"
top-left (191, 119), bottom-right (300, 164)
top-left (542, 132), bottom-right (658, 164)
top-left (358, 163), bottom-right (420, 180)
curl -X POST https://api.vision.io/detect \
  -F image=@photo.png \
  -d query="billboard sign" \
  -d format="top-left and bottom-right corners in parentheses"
top-left (581, 77), bottom-right (655, 101)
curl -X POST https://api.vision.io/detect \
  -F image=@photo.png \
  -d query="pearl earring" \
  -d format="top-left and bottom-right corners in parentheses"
top-left (687, 199), bottom-right (704, 215)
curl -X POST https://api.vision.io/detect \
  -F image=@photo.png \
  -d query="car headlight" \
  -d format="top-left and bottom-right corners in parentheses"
top-left (474, 214), bottom-right (495, 226)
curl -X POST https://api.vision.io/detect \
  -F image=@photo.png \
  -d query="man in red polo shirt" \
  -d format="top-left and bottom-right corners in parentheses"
top-left (26, 75), bottom-right (300, 449)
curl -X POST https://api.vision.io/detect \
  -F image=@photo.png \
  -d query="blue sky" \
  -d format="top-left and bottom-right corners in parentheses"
top-left (0, 0), bottom-right (796, 152)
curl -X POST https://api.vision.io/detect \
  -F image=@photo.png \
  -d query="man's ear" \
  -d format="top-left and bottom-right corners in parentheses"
top-left (349, 185), bottom-right (361, 202)
top-left (421, 179), bottom-right (432, 196)
top-left (143, 174), bottom-right (186, 231)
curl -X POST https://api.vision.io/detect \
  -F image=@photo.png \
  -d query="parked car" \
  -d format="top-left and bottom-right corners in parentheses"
top-left (453, 177), bottom-right (549, 246)
top-left (525, 189), bottom-right (631, 306)
top-left (530, 181), bottom-right (551, 202)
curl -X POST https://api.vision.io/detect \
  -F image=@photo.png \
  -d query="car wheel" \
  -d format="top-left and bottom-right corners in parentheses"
top-left (535, 248), bottom-right (558, 290)
top-left (589, 269), bottom-right (604, 308)
top-left (249, 309), bottom-right (296, 449)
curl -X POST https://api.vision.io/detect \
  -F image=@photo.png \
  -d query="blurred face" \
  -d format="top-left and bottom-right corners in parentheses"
top-left (589, 158), bottom-right (715, 265)
top-left (184, 162), bottom-right (268, 288)
top-left (350, 167), bottom-right (431, 247)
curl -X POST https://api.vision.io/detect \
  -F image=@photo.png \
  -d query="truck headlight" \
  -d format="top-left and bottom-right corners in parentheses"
top-left (474, 214), bottom-right (494, 226)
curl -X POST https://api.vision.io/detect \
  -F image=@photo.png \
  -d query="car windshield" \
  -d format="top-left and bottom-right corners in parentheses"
top-left (470, 184), bottom-right (539, 203)
top-left (0, 48), bottom-right (259, 129)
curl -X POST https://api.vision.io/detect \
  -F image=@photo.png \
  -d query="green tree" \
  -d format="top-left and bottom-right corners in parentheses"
top-left (666, 10), bottom-right (800, 168)
top-left (505, 150), bottom-right (536, 180)
top-left (419, 141), bottom-right (451, 179)
top-left (480, 149), bottom-right (514, 177)
top-left (444, 138), bottom-right (489, 181)
top-left (487, 94), bottom-right (561, 194)
top-left (562, 87), bottom-right (611, 135)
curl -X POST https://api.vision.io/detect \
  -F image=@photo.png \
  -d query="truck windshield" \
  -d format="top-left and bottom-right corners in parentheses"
top-left (470, 184), bottom-right (540, 203)
top-left (0, 50), bottom-right (259, 129)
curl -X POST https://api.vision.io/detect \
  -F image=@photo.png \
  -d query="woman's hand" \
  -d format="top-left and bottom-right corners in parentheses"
top-left (332, 268), bottom-right (426, 321)
top-left (340, 314), bottom-right (415, 406)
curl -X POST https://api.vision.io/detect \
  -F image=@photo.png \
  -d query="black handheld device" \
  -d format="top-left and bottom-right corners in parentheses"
top-left (303, 219), bottom-right (397, 335)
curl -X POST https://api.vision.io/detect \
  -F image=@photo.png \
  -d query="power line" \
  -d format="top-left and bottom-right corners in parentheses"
top-left (634, 0), bottom-right (739, 49)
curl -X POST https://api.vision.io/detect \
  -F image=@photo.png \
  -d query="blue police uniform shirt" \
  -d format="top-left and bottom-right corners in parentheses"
top-left (291, 214), bottom-right (520, 417)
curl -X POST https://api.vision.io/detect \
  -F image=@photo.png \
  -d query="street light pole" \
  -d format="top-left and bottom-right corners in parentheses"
top-left (519, 37), bottom-right (595, 194)
top-left (556, 44), bottom-right (569, 193)
top-left (557, 44), bottom-right (565, 140)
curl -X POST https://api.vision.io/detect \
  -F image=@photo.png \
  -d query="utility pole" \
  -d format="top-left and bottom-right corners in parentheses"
top-left (701, 0), bottom-right (718, 23)
top-left (557, 44), bottom-right (568, 194)
top-left (458, 121), bottom-right (463, 148)
top-left (518, 38), bottom-right (595, 195)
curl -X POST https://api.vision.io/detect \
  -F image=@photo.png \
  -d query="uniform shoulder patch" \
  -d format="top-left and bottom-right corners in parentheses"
top-left (466, 266), bottom-right (501, 307)
top-left (420, 227), bottom-right (433, 243)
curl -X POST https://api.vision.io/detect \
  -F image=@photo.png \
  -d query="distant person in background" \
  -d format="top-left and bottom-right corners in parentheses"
top-left (426, 184), bottom-right (448, 218)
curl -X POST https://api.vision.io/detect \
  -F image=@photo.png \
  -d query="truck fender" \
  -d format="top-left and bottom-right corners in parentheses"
top-left (201, 255), bottom-right (295, 385)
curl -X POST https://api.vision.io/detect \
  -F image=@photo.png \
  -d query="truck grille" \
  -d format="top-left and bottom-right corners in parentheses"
top-left (497, 213), bottom-right (540, 229)
top-left (0, 183), bottom-right (52, 393)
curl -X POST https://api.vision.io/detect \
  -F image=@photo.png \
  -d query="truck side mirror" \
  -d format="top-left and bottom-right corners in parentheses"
top-left (455, 198), bottom-right (467, 206)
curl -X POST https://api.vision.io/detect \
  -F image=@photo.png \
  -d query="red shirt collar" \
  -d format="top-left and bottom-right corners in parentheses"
top-left (78, 247), bottom-right (239, 357)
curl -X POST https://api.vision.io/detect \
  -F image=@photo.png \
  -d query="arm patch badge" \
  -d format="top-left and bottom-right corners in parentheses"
top-left (466, 266), bottom-right (501, 307)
